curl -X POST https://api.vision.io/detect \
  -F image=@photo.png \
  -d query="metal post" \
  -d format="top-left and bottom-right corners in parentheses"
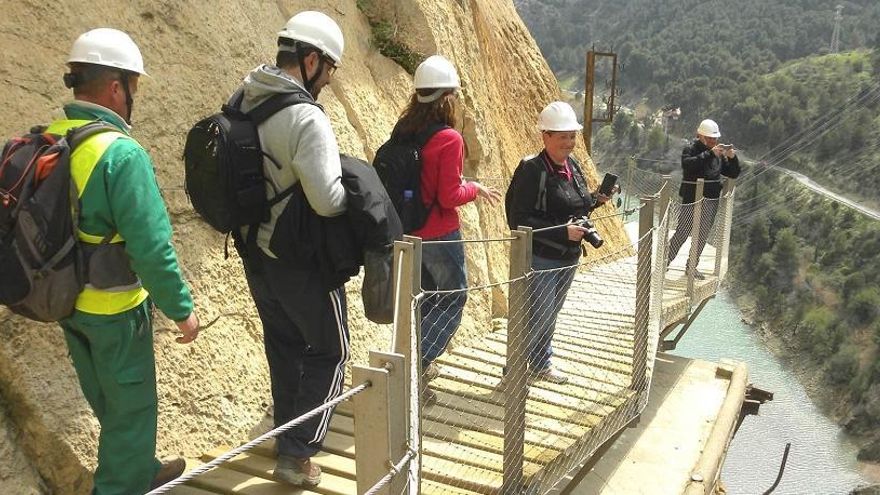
top-left (633, 197), bottom-right (654, 392)
top-left (714, 179), bottom-right (736, 280)
top-left (686, 179), bottom-right (705, 307)
top-left (657, 175), bottom-right (672, 329)
top-left (392, 240), bottom-right (415, 358)
top-left (584, 51), bottom-right (595, 156)
top-left (353, 360), bottom-right (392, 494)
top-left (353, 351), bottom-right (408, 494)
top-left (659, 175), bottom-right (672, 219)
top-left (624, 156), bottom-right (636, 214)
top-left (393, 235), bottom-right (422, 493)
top-left (504, 227), bottom-right (532, 494)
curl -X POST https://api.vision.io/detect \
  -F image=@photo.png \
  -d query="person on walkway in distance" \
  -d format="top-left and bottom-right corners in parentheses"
top-left (506, 102), bottom-right (611, 385)
top-left (232, 11), bottom-right (348, 487)
top-left (53, 28), bottom-right (200, 493)
top-left (395, 55), bottom-right (500, 403)
top-left (666, 118), bottom-right (741, 278)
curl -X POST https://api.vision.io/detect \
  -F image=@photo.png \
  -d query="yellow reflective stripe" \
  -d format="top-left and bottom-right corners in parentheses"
top-left (75, 287), bottom-right (149, 315)
top-left (45, 119), bottom-right (93, 135)
top-left (46, 119), bottom-right (143, 315)
top-left (77, 230), bottom-right (124, 244)
top-left (70, 132), bottom-right (124, 199)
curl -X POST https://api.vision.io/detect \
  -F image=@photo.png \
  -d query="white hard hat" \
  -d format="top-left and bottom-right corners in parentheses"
top-left (277, 11), bottom-right (344, 66)
top-left (537, 101), bottom-right (583, 132)
top-left (67, 28), bottom-right (147, 75)
top-left (697, 119), bottom-right (721, 138)
top-left (414, 55), bottom-right (461, 90)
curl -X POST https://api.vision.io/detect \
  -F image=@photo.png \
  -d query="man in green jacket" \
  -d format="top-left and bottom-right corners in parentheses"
top-left (51, 28), bottom-right (200, 494)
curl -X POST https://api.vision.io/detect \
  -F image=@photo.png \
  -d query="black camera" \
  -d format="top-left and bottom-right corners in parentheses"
top-left (576, 217), bottom-right (604, 249)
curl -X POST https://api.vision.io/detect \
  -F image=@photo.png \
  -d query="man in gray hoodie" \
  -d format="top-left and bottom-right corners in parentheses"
top-left (235, 11), bottom-right (347, 487)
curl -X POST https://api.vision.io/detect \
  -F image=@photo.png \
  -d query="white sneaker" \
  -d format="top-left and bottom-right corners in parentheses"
top-left (529, 367), bottom-right (568, 385)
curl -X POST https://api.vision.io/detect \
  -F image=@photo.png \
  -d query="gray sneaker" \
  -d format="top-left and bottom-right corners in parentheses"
top-left (423, 363), bottom-right (440, 383)
top-left (529, 367), bottom-right (569, 385)
top-left (274, 455), bottom-right (321, 487)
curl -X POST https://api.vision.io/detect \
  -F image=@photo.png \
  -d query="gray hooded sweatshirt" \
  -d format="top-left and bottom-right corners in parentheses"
top-left (239, 64), bottom-right (347, 258)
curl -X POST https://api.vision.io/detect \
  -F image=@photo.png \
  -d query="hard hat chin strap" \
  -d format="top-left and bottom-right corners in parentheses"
top-left (296, 48), bottom-right (325, 99)
top-left (119, 72), bottom-right (134, 124)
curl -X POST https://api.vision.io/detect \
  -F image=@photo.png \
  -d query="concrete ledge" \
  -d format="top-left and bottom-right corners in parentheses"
top-left (555, 354), bottom-right (748, 494)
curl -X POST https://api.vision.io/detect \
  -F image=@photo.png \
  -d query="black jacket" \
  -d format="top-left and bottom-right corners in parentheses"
top-left (268, 154), bottom-right (401, 291)
top-left (679, 139), bottom-right (741, 202)
top-left (506, 152), bottom-right (596, 260)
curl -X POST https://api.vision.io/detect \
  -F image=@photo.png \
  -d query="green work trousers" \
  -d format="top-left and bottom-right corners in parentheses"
top-left (60, 299), bottom-right (161, 495)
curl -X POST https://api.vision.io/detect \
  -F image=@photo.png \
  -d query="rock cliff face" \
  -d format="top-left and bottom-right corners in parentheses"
top-left (0, 0), bottom-right (629, 492)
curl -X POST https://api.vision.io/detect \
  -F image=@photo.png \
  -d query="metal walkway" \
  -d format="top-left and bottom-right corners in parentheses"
top-left (170, 177), bottom-right (733, 495)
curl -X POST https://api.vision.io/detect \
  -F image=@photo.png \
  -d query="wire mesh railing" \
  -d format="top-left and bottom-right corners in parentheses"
top-left (350, 170), bottom-right (737, 494)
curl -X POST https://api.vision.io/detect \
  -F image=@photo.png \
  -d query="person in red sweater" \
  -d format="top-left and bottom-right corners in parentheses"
top-left (392, 55), bottom-right (499, 404)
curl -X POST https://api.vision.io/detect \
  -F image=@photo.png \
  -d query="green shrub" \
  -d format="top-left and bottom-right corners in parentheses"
top-left (828, 346), bottom-right (859, 385)
top-left (356, 1), bottom-right (424, 75)
top-left (803, 307), bottom-right (841, 359)
top-left (848, 287), bottom-right (880, 326)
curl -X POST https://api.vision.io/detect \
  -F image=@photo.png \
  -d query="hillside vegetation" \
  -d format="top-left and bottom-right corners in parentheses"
top-left (730, 172), bottom-right (880, 461)
top-left (514, 0), bottom-right (880, 463)
top-left (515, 0), bottom-right (880, 200)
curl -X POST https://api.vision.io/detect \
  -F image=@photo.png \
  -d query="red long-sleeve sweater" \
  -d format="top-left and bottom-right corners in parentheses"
top-left (411, 128), bottom-right (478, 239)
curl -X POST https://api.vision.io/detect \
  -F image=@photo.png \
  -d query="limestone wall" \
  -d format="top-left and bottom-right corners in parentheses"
top-left (0, 1), bottom-right (629, 491)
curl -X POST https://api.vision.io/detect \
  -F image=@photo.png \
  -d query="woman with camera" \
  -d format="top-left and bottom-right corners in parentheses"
top-left (505, 101), bottom-right (611, 384)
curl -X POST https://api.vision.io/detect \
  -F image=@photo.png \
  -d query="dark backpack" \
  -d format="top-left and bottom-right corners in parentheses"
top-left (183, 89), bottom-right (317, 239)
top-left (340, 154), bottom-right (404, 324)
top-left (373, 124), bottom-right (447, 233)
top-left (0, 122), bottom-right (117, 322)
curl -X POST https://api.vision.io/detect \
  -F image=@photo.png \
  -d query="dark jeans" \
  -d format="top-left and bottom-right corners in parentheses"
top-left (420, 230), bottom-right (468, 368)
top-left (242, 250), bottom-right (349, 459)
top-left (667, 200), bottom-right (719, 269)
top-left (527, 254), bottom-right (577, 371)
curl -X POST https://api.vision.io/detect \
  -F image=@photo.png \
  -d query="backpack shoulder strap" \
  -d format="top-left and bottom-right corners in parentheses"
top-left (66, 121), bottom-right (121, 149)
top-left (566, 156), bottom-right (591, 203)
top-left (520, 154), bottom-right (548, 213)
top-left (247, 90), bottom-right (321, 126)
top-left (536, 168), bottom-right (548, 212)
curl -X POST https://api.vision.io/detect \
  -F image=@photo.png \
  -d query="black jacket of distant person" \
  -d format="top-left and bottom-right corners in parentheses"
top-left (679, 139), bottom-right (742, 202)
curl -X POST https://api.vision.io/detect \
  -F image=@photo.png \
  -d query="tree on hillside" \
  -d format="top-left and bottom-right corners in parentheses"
top-left (769, 228), bottom-right (798, 293)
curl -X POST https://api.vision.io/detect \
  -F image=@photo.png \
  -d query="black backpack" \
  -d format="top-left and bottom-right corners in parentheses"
top-left (373, 124), bottom-right (447, 233)
top-left (0, 122), bottom-right (117, 322)
top-left (184, 89), bottom-right (317, 240)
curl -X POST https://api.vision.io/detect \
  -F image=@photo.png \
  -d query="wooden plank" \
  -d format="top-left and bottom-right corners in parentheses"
top-left (440, 350), bottom-right (629, 394)
top-left (432, 365), bottom-right (627, 412)
top-left (478, 337), bottom-right (632, 376)
top-left (420, 456), bottom-right (502, 494)
top-left (247, 444), bottom-right (356, 479)
top-left (431, 377), bottom-right (618, 429)
top-left (168, 486), bottom-right (219, 495)
top-left (329, 412), bottom-right (561, 466)
top-left (485, 330), bottom-right (634, 365)
top-left (201, 449), bottom-right (356, 495)
top-left (243, 431), bottom-right (358, 461)
top-left (336, 400), bottom-right (585, 441)
top-left (186, 464), bottom-right (319, 495)
top-left (422, 480), bottom-right (486, 495)
top-left (553, 325), bottom-right (635, 347)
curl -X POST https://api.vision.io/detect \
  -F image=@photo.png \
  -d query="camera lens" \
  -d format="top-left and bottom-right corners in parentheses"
top-left (582, 220), bottom-right (604, 249)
